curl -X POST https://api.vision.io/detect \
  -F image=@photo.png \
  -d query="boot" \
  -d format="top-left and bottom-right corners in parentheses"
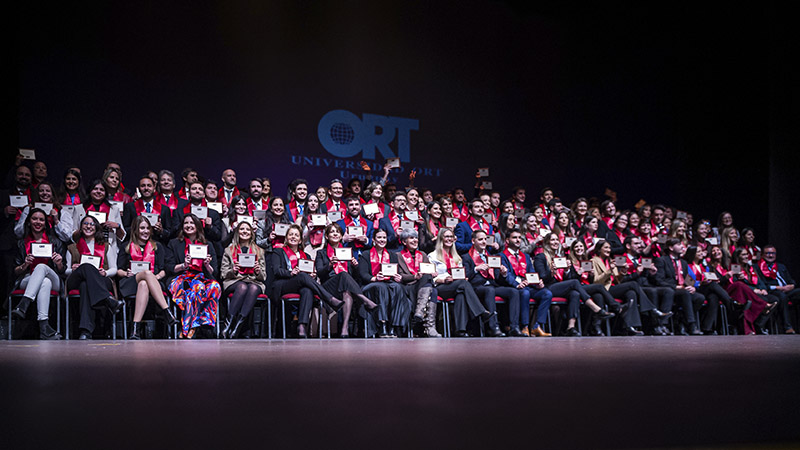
top-left (413, 287), bottom-right (433, 324)
top-left (589, 315), bottom-right (604, 336)
top-left (106, 297), bottom-right (124, 315)
top-left (424, 301), bottom-right (442, 337)
top-left (12, 296), bottom-right (33, 319)
top-left (162, 307), bottom-right (178, 327)
top-left (130, 322), bottom-right (143, 340)
top-left (221, 315), bottom-right (234, 339)
top-left (228, 314), bottom-right (246, 339)
top-left (38, 319), bottom-right (62, 340)
top-left (379, 321), bottom-right (391, 338)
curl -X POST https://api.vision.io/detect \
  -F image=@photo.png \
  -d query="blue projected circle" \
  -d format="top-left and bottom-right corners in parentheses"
top-left (330, 122), bottom-right (355, 145)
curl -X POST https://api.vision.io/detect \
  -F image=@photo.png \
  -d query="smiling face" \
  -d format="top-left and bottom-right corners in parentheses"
top-left (80, 217), bottom-right (97, 239)
top-left (710, 246), bottom-right (723, 261)
top-left (37, 184), bottom-right (53, 203)
top-left (189, 183), bottom-right (205, 202)
top-left (506, 231), bottom-right (521, 251)
top-left (615, 215), bottom-right (628, 230)
top-left (599, 242), bottom-right (611, 258)
top-left (205, 183), bottom-right (218, 201)
top-left (470, 200), bottom-right (485, 218)
top-left (329, 181), bottom-right (343, 200)
top-left (326, 226), bottom-right (342, 245)
top-left (249, 180), bottom-right (262, 199)
top-left (30, 211), bottom-right (47, 234)
top-left (547, 234), bottom-right (560, 251)
top-left (472, 231), bottom-right (486, 252)
top-left (65, 173), bottom-right (80, 191)
top-left (429, 203), bottom-right (442, 219)
top-left (138, 177), bottom-right (155, 200)
top-left (743, 229), bottom-right (754, 244)
top-left (371, 184), bottom-right (383, 201)
top-left (270, 197), bottom-right (285, 216)
top-left (442, 198), bottom-right (453, 214)
top-left (307, 194), bottom-right (319, 212)
top-left (90, 183), bottom-right (106, 203)
top-left (392, 195), bottom-right (407, 213)
top-left (238, 222), bottom-right (253, 241)
top-left (347, 198), bottom-right (361, 217)
top-left (106, 170), bottom-right (120, 190)
top-left (576, 201), bottom-right (588, 216)
top-left (572, 240), bottom-right (586, 257)
top-left (407, 189), bottom-right (419, 206)
top-left (183, 216), bottom-right (197, 237)
top-left (373, 230), bottom-right (387, 249)
top-left (233, 198), bottom-right (247, 215)
top-left (285, 227), bottom-right (301, 247)
top-left (159, 173), bottom-right (174, 193)
top-left (441, 230), bottom-right (455, 249)
top-left (138, 219), bottom-right (152, 242)
top-left (404, 234), bottom-right (419, 251)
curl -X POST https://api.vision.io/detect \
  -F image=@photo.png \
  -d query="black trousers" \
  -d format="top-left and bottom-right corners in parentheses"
top-left (362, 281), bottom-right (408, 336)
top-left (672, 288), bottom-right (705, 325)
top-left (273, 273), bottom-right (334, 325)
top-left (643, 287), bottom-right (675, 325)
top-left (437, 280), bottom-right (487, 332)
top-left (771, 288), bottom-right (800, 331)
top-left (697, 282), bottom-right (729, 331)
top-left (66, 264), bottom-right (114, 334)
top-left (473, 285), bottom-right (518, 329)
top-left (547, 279), bottom-right (590, 319)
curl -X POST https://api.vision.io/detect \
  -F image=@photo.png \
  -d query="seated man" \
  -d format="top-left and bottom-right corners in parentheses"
top-left (757, 244), bottom-right (799, 334)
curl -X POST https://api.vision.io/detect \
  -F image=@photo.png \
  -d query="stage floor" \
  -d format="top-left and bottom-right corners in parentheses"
top-left (2, 336), bottom-right (799, 449)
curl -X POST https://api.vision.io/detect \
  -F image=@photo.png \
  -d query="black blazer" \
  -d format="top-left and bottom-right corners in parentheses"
top-left (172, 205), bottom-right (223, 242)
top-left (314, 246), bottom-right (357, 283)
top-left (165, 238), bottom-right (218, 279)
top-left (463, 252), bottom-right (502, 288)
top-left (533, 253), bottom-right (580, 286)
top-left (117, 241), bottom-right (166, 275)
top-left (654, 255), bottom-right (688, 288)
top-left (122, 201), bottom-right (172, 243)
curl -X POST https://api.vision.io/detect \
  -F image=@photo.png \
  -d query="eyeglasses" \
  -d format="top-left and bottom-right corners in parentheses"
top-left (82, 222), bottom-right (96, 228)
top-left (764, 251), bottom-right (776, 255)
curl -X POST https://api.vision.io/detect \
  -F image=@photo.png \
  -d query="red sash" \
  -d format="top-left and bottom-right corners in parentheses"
top-left (307, 222), bottom-right (325, 247)
top-left (503, 249), bottom-right (527, 277)
top-left (134, 199), bottom-right (162, 215)
top-left (326, 244), bottom-right (348, 274)
top-left (157, 193), bottom-right (179, 211)
top-left (453, 203), bottom-right (468, 221)
top-left (130, 241), bottom-right (156, 268)
top-left (388, 210), bottom-right (403, 233)
top-left (184, 239), bottom-right (205, 272)
top-left (602, 216), bottom-right (614, 229)
top-left (344, 215), bottom-right (367, 248)
top-left (369, 247), bottom-right (390, 276)
top-left (218, 186), bottom-right (241, 207)
top-left (177, 186), bottom-right (188, 200)
top-left (325, 198), bottom-right (344, 213)
top-left (582, 232), bottom-right (596, 249)
top-left (468, 248), bottom-right (493, 279)
top-left (284, 246), bottom-right (306, 269)
top-left (246, 197), bottom-right (266, 214)
top-left (467, 216), bottom-right (489, 233)
top-left (672, 257), bottom-right (684, 285)
top-left (182, 199), bottom-right (208, 215)
top-left (550, 257), bottom-right (564, 282)
top-left (287, 200), bottom-right (303, 222)
top-left (232, 245), bottom-right (255, 275)
top-left (401, 248), bottom-right (423, 275)
top-left (366, 200), bottom-right (385, 229)
top-left (690, 262), bottom-right (704, 283)
top-left (443, 252), bottom-right (461, 270)
top-left (24, 234), bottom-right (50, 272)
top-left (64, 193), bottom-right (81, 206)
top-left (86, 202), bottom-right (111, 214)
top-left (742, 264), bottom-right (758, 286)
top-left (77, 237), bottom-right (105, 268)
top-left (759, 260), bottom-right (777, 280)
top-left (614, 229), bottom-right (626, 243)
top-left (111, 191), bottom-right (128, 203)
top-left (427, 219), bottom-right (440, 238)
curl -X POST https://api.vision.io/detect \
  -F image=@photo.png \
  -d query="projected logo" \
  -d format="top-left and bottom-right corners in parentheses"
top-left (318, 110), bottom-right (419, 162)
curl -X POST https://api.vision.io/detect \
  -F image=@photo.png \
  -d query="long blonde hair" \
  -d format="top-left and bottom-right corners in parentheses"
top-left (229, 221), bottom-right (263, 258)
top-left (541, 232), bottom-right (562, 272)
top-left (431, 228), bottom-right (461, 266)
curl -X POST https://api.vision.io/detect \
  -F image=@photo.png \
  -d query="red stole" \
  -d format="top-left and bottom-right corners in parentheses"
top-left (582, 232), bottom-right (596, 249)
top-left (307, 222), bottom-right (325, 247)
top-left (467, 215), bottom-right (489, 233)
top-left (503, 249), bottom-right (527, 277)
top-left (184, 239), bottom-right (205, 271)
top-left (759, 260), bottom-right (778, 280)
top-left (690, 262), bottom-right (704, 283)
top-left (284, 246), bottom-right (306, 269)
top-left (453, 203), bottom-right (468, 221)
top-left (671, 257), bottom-right (685, 285)
top-left (369, 247), bottom-right (390, 276)
top-left (218, 186), bottom-right (241, 207)
top-left (468, 248), bottom-right (493, 279)
top-left (388, 210), bottom-right (403, 233)
top-left (77, 237), bottom-right (105, 268)
top-left (232, 245), bottom-right (255, 275)
top-left (111, 191), bottom-right (128, 203)
top-left (157, 192), bottom-right (179, 211)
top-left (549, 256), bottom-right (564, 282)
top-left (427, 219), bottom-right (440, 238)
top-left (343, 215), bottom-right (367, 248)
top-left (134, 198), bottom-right (162, 215)
top-left (86, 202), bottom-right (111, 214)
top-left (326, 244), bottom-right (348, 274)
top-left (24, 234), bottom-right (51, 272)
top-left (742, 264), bottom-right (758, 286)
top-left (401, 248), bottom-right (423, 275)
top-left (602, 216), bottom-right (614, 229)
top-left (614, 228), bottom-right (627, 243)
top-left (182, 199), bottom-right (208, 215)
top-left (287, 200), bottom-right (303, 222)
top-left (177, 186), bottom-right (189, 200)
top-left (130, 241), bottom-right (156, 267)
top-left (64, 193), bottom-right (81, 206)
top-left (325, 198), bottom-right (344, 213)
top-left (246, 197), bottom-right (266, 214)
top-left (367, 200), bottom-right (385, 229)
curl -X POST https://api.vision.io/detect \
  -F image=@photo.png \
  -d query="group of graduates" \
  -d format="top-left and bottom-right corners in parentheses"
top-left (2, 155), bottom-right (798, 340)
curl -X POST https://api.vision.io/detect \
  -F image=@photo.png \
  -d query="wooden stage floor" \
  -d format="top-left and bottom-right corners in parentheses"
top-left (2, 336), bottom-right (799, 449)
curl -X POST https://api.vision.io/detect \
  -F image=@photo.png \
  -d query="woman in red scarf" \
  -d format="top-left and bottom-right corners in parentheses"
top-left (58, 167), bottom-right (85, 207)
top-left (66, 214), bottom-right (124, 339)
top-left (117, 215), bottom-right (176, 339)
top-left (102, 167), bottom-right (132, 204)
top-left (362, 182), bottom-right (389, 230)
top-left (356, 228), bottom-right (408, 337)
top-left (300, 194), bottom-right (326, 256)
top-left (271, 224), bottom-right (343, 338)
top-left (220, 221), bottom-right (266, 339)
top-left (11, 208), bottom-right (65, 339)
top-left (421, 200), bottom-right (445, 253)
top-left (14, 181), bottom-right (73, 243)
top-left (166, 214), bottom-right (221, 338)
top-left (731, 248), bottom-right (779, 334)
top-left (706, 245), bottom-right (772, 334)
top-left (315, 223), bottom-right (377, 338)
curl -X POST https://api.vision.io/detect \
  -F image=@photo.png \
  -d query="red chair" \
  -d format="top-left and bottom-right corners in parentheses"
top-left (6, 289), bottom-right (60, 340)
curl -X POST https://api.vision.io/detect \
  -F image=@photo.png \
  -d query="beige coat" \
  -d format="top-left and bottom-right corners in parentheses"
top-left (220, 246), bottom-right (267, 291)
top-left (591, 256), bottom-right (621, 290)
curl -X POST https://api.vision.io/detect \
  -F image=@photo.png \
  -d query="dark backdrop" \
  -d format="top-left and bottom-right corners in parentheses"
top-left (14, 2), bottom-right (798, 265)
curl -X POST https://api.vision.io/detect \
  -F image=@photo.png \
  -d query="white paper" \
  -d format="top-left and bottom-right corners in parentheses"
top-left (514, 209), bottom-right (524, 219)
top-left (61, 205), bottom-right (75, 215)
top-left (487, 256), bottom-right (502, 268)
top-left (189, 244), bottom-right (208, 259)
top-left (400, 220), bottom-right (415, 231)
top-left (657, 234), bottom-right (667, 244)
top-left (482, 213), bottom-right (493, 223)
top-left (580, 261), bottom-right (593, 273)
top-left (642, 258), bottom-right (654, 269)
top-left (363, 203), bottom-right (379, 216)
top-left (335, 247), bottom-right (352, 261)
top-left (347, 225), bottom-right (364, 237)
top-left (80, 254), bottom-right (101, 269)
top-left (564, 237), bottom-right (577, 248)
top-left (593, 237), bottom-right (602, 244)
top-left (191, 205), bottom-right (208, 219)
top-left (419, 262), bottom-right (436, 274)
top-left (207, 202), bottom-right (224, 214)
top-left (109, 201), bottom-right (124, 213)
top-left (481, 181), bottom-right (493, 190)
top-left (253, 209), bottom-right (267, 220)
top-left (31, 243), bottom-right (53, 258)
top-left (386, 157), bottom-right (401, 169)
top-left (131, 261), bottom-right (151, 274)
top-left (238, 253), bottom-right (256, 268)
top-left (525, 272), bottom-right (540, 284)
top-left (614, 256), bottom-right (627, 267)
top-left (405, 210), bottom-right (419, 221)
top-left (19, 148), bottom-right (36, 160)
top-left (539, 228), bottom-right (550, 237)
top-left (10, 195), bottom-right (28, 208)
top-left (730, 264), bottom-right (742, 274)
top-left (141, 212), bottom-right (160, 226)
top-left (34, 202), bottom-right (53, 215)
top-left (450, 267), bottom-right (466, 280)
top-left (704, 272), bottom-right (719, 281)
top-left (273, 223), bottom-right (290, 237)
top-left (486, 235), bottom-right (495, 245)
top-left (676, 211), bottom-right (688, 220)
top-left (381, 263), bottom-right (398, 276)
top-left (554, 257), bottom-right (569, 269)
top-left (297, 259), bottom-right (314, 273)
top-left (478, 167), bottom-right (489, 177)
top-left (705, 237), bottom-right (719, 245)
top-left (238, 215), bottom-right (254, 226)
top-left (327, 211), bottom-right (343, 222)
top-left (445, 217), bottom-right (459, 228)
top-left (87, 211), bottom-right (107, 224)
top-left (310, 214), bottom-right (327, 226)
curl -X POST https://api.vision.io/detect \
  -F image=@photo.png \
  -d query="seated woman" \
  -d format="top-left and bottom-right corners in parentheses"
top-left (683, 244), bottom-right (739, 335)
top-left (255, 195), bottom-right (293, 285)
top-left (668, 219), bottom-right (690, 247)
top-left (739, 227), bottom-right (761, 261)
top-left (706, 246), bottom-right (769, 335)
top-left (79, 179), bottom-right (126, 250)
top-left (536, 232), bottom-right (613, 336)
top-left (315, 223), bottom-right (377, 338)
top-left (577, 216), bottom-right (601, 255)
top-left (14, 181), bottom-right (73, 243)
top-left (166, 214), bottom-right (221, 339)
top-left (496, 212), bottom-right (517, 250)
top-left (552, 211), bottom-right (574, 244)
top-left (221, 195), bottom-right (250, 248)
top-left (728, 247), bottom-right (778, 334)
top-left (65, 215), bottom-right (124, 339)
top-left (357, 228), bottom-right (409, 337)
top-left (570, 197), bottom-right (589, 232)
top-left (719, 226), bottom-right (739, 261)
top-left (102, 166), bottom-right (132, 204)
top-left (59, 167), bottom-right (86, 206)
top-left (219, 221), bottom-right (266, 339)
top-left (395, 228), bottom-right (440, 337)
top-left (605, 212), bottom-right (631, 255)
top-left (300, 193), bottom-right (325, 257)
top-left (520, 212), bottom-right (546, 256)
top-left (427, 228), bottom-right (492, 337)
top-left (271, 224), bottom-right (343, 338)
top-left (421, 200), bottom-right (445, 253)
top-left (11, 208), bottom-right (66, 339)
top-left (362, 182), bottom-right (389, 229)
top-left (117, 216), bottom-right (176, 339)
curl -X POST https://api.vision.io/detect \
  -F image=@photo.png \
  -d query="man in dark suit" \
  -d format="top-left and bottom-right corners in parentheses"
top-left (455, 198), bottom-right (498, 255)
top-left (655, 238), bottom-right (706, 335)
top-left (463, 230), bottom-right (517, 336)
top-left (500, 230), bottom-right (552, 337)
top-left (337, 197), bottom-right (373, 259)
top-left (756, 244), bottom-right (798, 334)
top-left (122, 175), bottom-right (171, 243)
top-left (378, 192), bottom-right (417, 251)
top-left (1, 164), bottom-right (34, 308)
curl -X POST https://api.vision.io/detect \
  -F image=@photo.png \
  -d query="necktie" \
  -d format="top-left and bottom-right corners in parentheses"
top-left (145, 202), bottom-right (151, 213)
top-left (673, 258), bottom-right (684, 285)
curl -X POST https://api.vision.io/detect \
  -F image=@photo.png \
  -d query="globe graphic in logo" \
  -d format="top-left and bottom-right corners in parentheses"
top-left (330, 122), bottom-right (355, 145)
